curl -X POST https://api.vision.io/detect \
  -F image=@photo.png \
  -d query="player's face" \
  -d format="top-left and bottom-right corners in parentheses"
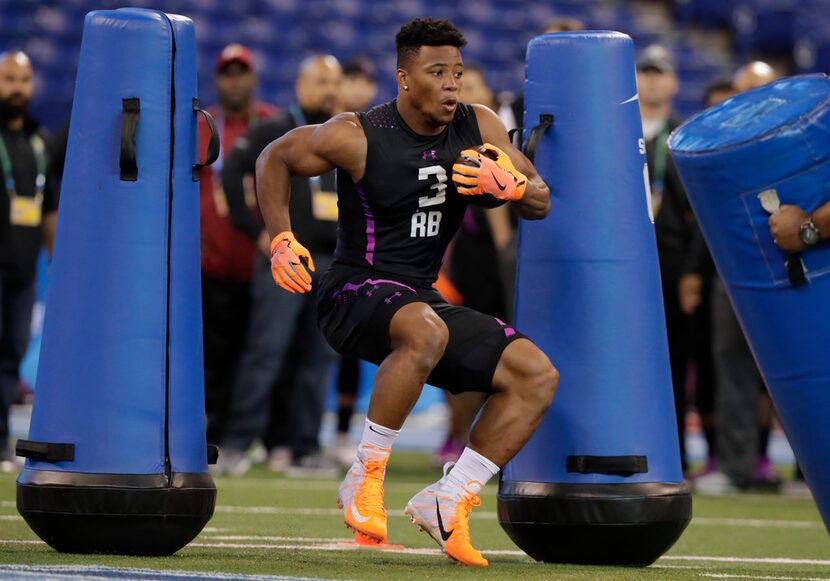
top-left (407, 46), bottom-right (464, 126)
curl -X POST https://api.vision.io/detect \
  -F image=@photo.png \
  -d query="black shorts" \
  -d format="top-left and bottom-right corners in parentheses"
top-left (317, 265), bottom-right (525, 394)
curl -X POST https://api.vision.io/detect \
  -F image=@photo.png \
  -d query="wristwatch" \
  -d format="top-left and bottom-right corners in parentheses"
top-left (799, 215), bottom-right (821, 246)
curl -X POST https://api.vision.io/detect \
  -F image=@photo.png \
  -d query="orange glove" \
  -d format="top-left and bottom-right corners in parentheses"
top-left (270, 231), bottom-right (315, 293)
top-left (452, 143), bottom-right (527, 202)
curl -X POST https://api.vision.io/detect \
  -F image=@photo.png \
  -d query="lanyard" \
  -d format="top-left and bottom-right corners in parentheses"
top-left (213, 108), bottom-right (260, 175)
top-left (651, 123), bottom-right (670, 190)
top-left (0, 131), bottom-right (46, 200)
top-left (289, 104), bottom-right (307, 127)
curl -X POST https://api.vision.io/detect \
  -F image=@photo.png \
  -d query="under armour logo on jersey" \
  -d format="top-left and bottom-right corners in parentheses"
top-left (421, 149), bottom-right (438, 161)
top-left (384, 291), bottom-right (402, 304)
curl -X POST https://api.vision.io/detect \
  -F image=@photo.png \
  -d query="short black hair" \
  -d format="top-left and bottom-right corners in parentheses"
top-left (703, 78), bottom-right (736, 107)
top-left (396, 18), bottom-right (466, 68)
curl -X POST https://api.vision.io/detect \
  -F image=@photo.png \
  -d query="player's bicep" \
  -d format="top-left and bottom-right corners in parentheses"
top-left (276, 114), bottom-right (366, 179)
top-left (277, 125), bottom-right (336, 177)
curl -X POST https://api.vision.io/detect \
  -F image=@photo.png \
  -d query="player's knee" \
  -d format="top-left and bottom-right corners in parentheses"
top-left (537, 359), bottom-right (559, 409)
top-left (392, 305), bottom-right (448, 370)
top-left (410, 311), bottom-right (449, 367)
top-left (496, 340), bottom-right (558, 410)
top-left (518, 350), bottom-right (557, 410)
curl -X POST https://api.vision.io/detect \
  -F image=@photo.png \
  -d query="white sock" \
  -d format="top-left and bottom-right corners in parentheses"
top-left (443, 447), bottom-right (500, 496)
top-left (356, 418), bottom-right (400, 463)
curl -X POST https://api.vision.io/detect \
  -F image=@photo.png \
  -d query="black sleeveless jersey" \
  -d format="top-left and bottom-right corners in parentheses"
top-left (333, 100), bottom-right (483, 285)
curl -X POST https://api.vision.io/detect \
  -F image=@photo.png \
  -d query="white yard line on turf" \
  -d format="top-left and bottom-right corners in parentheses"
top-left (215, 506), bottom-right (342, 516)
top-left (191, 542), bottom-right (448, 556)
top-left (693, 517), bottom-right (823, 529)
top-left (202, 536), bottom-right (353, 543)
top-left (664, 557), bottom-right (830, 566)
top-left (0, 515), bottom-right (21, 521)
top-left (7, 498), bottom-right (823, 530)
top-left (1, 539), bottom-right (828, 569)
top-left (699, 575), bottom-right (830, 580)
top-left (214, 505), bottom-right (825, 529)
top-left (0, 564), bottom-right (343, 581)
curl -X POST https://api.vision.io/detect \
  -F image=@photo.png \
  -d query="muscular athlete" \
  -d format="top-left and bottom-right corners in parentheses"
top-left (255, 19), bottom-right (558, 567)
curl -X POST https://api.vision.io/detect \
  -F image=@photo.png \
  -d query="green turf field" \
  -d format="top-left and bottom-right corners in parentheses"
top-left (1, 453), bottom-right (828, 580)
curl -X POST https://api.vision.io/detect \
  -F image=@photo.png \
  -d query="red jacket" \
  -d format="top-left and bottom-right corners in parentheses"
top-left (199, 101), bottom-right (278, 281)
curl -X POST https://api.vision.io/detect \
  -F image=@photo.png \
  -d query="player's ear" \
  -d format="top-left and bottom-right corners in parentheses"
top-left (396, 68), bottom-right (408, 92)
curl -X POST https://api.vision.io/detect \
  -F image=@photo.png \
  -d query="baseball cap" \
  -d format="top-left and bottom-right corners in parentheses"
top-left (636, 45), bottom-right (675, 75)
top-left (216, 43), bottom-right (254, 73)
top-left (343, 56), bottom-right (377, 81)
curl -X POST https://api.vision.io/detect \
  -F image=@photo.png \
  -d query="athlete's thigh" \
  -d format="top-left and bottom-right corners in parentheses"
top-left (426, 302), bottom-right (525, 394)
top-left (317, 273), bottom-right (428, 365)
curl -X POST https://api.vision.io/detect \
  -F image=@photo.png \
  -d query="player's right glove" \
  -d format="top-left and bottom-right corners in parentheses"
top-left (270, 231), bottom-right (315, 293)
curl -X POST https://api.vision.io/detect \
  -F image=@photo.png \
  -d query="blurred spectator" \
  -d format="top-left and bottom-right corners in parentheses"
top-left (687, 79), bottom-right (738, 483)
top-left (733, 61), bottom-right (778, 93)
top-left (503, 17), bottom-right (585, 132)
top-left (339, 56), bottom-right (378, 113)
top-left (735, 62), bottom-right (781, 489)
top-left (201, 44), bottom-right (279, 445)
top-left (696, 63), bottom-right (781, 495)
top-left (542, 16), bottom-right (585, 33)
top-left (0, 51), bottom-right (59, 472)
top-left (431, 63), bottom-right (512, 467)
top-left (637, 44), bottom-right (703, 472)
top-left (453, 64), bottom-right (513, 325)
top-left (216, 55), bottom-right (342, 478)
top-left (331, 55), bottom-right (378, 468)
top-left (702, 79), bottom-right (739, 108)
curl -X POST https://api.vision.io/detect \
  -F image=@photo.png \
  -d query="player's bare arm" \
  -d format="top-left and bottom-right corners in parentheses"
top-left (471, 104), bottom-right (550, 219)
top-left (256, 112), bottom-right (367, 237)
top-left (255, 112), bottom-right (366, 293)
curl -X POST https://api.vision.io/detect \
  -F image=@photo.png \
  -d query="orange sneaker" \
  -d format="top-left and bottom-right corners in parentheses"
top-left (337, 454), bottom-right (388, 543)
top-left (404, 468), bottom-right (488, 567)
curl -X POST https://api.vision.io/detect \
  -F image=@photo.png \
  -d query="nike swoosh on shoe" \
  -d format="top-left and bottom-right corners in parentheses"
top-left (351, 503), bottom-right (371, 523)
top-left (436, 498), bottom-right (454, 541)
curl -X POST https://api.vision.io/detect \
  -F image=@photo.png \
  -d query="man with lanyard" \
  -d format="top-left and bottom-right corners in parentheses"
top-left (0, 51), bottom-right (59, 472)
top-left (200, 43), bottom-right (278, 445)
top-left (215, 55), bottom-right (342, 478)
top-left (637, 45), bottom-right (700, 473)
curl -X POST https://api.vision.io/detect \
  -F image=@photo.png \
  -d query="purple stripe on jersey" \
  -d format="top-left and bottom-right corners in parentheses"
top-left (354, 183), bottom-right (375, 265)
top-left (495, 316), bottom-right (516, 338)
top-left (330, 278), bottom-right (417, 300)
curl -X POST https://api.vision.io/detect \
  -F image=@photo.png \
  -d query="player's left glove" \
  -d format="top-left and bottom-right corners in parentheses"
top-left (452, 143), bottom-right (527, 202)
top-left (270, 231), bottom-right (315, 294)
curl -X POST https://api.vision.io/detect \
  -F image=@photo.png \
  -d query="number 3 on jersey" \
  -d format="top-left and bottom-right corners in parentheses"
top-left (412, 166), bottom-right (446, 238)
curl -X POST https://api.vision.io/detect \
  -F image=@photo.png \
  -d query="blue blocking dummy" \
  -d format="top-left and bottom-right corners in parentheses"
top-left (498, 32), bottom-right (691, 565)
top-left (16, 9), bottom-right (220, 555)
top-left (669, 75), bottom-right (830, 532)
